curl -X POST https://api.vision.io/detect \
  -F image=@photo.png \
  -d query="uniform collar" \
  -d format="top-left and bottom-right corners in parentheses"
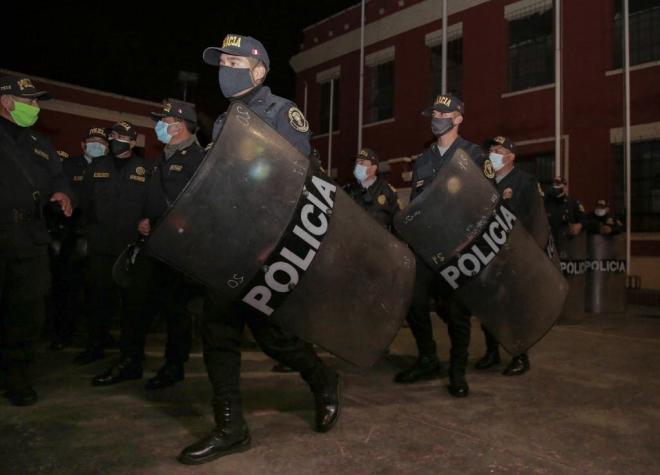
top-left (164, 135), bottom-right (197, 160)
top-left (233, 85), bottom-right (266, 105)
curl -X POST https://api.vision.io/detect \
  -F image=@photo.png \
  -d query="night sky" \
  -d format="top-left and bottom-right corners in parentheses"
top-left (4, 1), bottom-right (357, 123)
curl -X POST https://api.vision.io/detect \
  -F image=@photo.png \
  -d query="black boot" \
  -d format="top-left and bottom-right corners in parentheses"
top-left (447, 366), bottom-right (469, 398)
top-left (91, 357), bottom-right (142, 386)
top-left (5, 363), bottom-right (37, 406)
top-left (475, 350), bottom-right (501, 370)
top-left (145, 363), bottom-right (184, 391)
top-left (503, 354), bottom-right (530, 376)
top-left (308, 369), bottom-right (341, 433)
top-left (178, 399), bottom-right (251, 465)
top-left (394, 355), bottom-right (443, 383)
top-left (73, 346), bottom-right (105, 365)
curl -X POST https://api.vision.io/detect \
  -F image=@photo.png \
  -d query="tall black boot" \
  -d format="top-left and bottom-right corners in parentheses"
top-left (178, 398), bottom-right (251, 465)
top-left (305, 366), bottom-right (341, 433)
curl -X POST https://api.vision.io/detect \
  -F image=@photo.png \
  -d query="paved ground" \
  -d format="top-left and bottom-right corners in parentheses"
top-left (1, 307), bottom-right (659, 475)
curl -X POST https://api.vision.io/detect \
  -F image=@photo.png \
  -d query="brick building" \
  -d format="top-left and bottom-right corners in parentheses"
top-left (290, 0), bottom-right (660, 288)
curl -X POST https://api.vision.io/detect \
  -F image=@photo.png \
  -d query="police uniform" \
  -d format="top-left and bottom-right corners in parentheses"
top-left (77, 121), bottom-right (152, 365)
top-left (585, 201), bottom-right (623, 236)
top-left (397, 94), bottom-right (494, 397)
top-left (0, 75), bottom-right (72, 405)
top-left (545, 179), bottom-right (586, 250)
top-left (178, 35), bottom-right (339, 466)
top-left (476, 136), bottom-right (550, 374)
top-left (47, 130), bottom-right (106, 348)
top-left (212, 85), bottom-right (311, 157)
top-left (115, 100), bottom-right (206, 389)
top-left (343, 148), bottom-right (401, 230)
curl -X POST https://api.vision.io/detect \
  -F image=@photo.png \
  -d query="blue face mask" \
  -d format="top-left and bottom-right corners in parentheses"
top-left (155, 120), bottom-right (178, 144)
top-left (354, 164), bottom-right (368, 182)
top-left (489, 152), bottom-right (504, 171)
top-left (218, 65), bottom-right (256, 98)
top-left (85, 142), bottom-right (106, 159)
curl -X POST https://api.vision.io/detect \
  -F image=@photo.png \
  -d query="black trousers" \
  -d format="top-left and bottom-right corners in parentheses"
top-left (406, 256), bottom-right (471, 378)
top-left (85, 253), bottom-right (151, 353)
top-left (120, 259), bottom-right (198, 365)
top-left (481, 325), bottom-right (500, 354)
top-left (0, 251), bottom-right (50, 365)
top-left (202, 292), bottom-right (331, 416)
top-left (49, 240), bottom-right (87, 343)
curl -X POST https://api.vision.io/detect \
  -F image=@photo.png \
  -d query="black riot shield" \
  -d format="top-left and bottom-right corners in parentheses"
top-left (556, 232), bottom-right (588, 323)
top-left (144, 103), bottom-right (415, 366)
top-left (394, 149), bottom-right (568, 355)
top-left (585, 234), bottom-right (627, 314)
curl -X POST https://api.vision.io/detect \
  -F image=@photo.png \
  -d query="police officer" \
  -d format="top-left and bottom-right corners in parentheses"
top-left (475, 136), bottom-right (550, 376)
top-left (74, 121), bottom-right (151, 373)
top-left (545, 176), bottom-right (586, 249)
top-left (394, 94), bottom-right (494, 398)
top-left (48, 128), bottom-right (109, 350)
top-left (343, 147), bottom-right (401, 230)
top-left (127, 99), bottom-right (205, 390)
top-left (0, 75), bottom-right (73, 405)
top-left (178, 34), bottom-right (340, 465)
top-left (585, 200), bottom-right (623, 236)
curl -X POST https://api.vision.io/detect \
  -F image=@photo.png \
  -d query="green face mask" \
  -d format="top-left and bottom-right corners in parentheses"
top-left (10, 100), bottom-right (40, 127)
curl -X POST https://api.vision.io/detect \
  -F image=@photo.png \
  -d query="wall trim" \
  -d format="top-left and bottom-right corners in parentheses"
top-left (40, 99), bottom-right (153, 128)
top-left (425, 22), bottom-right (464, 47)
top-left (610, 121), bottom-right (660, 144)
top-left (501, 83), bottom-right (554, 98)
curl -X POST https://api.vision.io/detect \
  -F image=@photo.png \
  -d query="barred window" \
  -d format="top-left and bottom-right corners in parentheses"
top-left (613, 140), bottom-right (660, 232)
top-left (365, 60), bottom-right (395, 123)
top-left (319, 79), bottom-right (339, 133)
top-left (613, 0), bottom-right (660, 68)
top-left (429, 37), bottom-right (463, 98)
top-left (516, 153), bottom-right (555, 187)
top-left (507, 6), bottom-right (554, 92)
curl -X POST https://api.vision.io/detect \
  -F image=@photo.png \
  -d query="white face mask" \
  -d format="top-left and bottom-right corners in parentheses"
top-left (595, 208), bottom-right (607, 217)
top-left (489, 152), bottom-right (505, 171)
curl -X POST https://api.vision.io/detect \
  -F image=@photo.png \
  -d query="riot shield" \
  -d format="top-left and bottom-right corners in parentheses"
top-left (144, 103), bottom-right (415, 366)
top-left (394, 149), bottom-right (568, 355)
top-left (556, 232), bottom-right (588, 323)
top-left (585, 234), bottom-right (627, 313)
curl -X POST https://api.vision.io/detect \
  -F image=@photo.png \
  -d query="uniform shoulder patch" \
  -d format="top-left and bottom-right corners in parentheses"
top-left (287, 107), bottom-right (309, 133)
top-left (135, 166), bottom-right (146, 176)
top-left (502, 187), bottom-right (513, 199)
top-left (483, 159), bottom-right (495, 179)
top-left (377, 194), bottom-right (387, 205)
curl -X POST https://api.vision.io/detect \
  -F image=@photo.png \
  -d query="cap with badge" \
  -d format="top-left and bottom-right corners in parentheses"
top-left (203, 34), bottom-right (270, 70)
top-left (553, 176), bottom-right (567, 187)
top-left (0, 75), bottom-right (52, 100)
top-left (355, 147), bottom-right (379, 165)
top-left (596, 199), bottom-right (608, 208)
top-left (84, 126), bottom-right (109, 141)
top-left (422, 93), bottom-right (464, 117)
top-left (486, 136), bottom-right (516, 153)
top-left (111, 121), bottom-right (138, 140)
top-left (150, 99), bottom-right (198, 124)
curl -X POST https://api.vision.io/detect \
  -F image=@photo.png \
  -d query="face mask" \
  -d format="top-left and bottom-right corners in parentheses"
top-left (550, 186), bottom-right (565, 199)
top-left (155, 120), bottom-right (179, 144)
top-left (431, 117), bottom-right (454, 137)
top-left (489, 152), bottom-right (505, 171)
top-left (218, 65), bottom-right (255, 98)
top-left (595, 208), bottom-right (607, 217)
top-left (110, 139), bottom-right (131, 157)
top-left (85, 142), bottom-right (106, 158)
top-left (353, 164), bottom-right (368, 182)
top-left (10, 100), bottom-right (40, 127)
